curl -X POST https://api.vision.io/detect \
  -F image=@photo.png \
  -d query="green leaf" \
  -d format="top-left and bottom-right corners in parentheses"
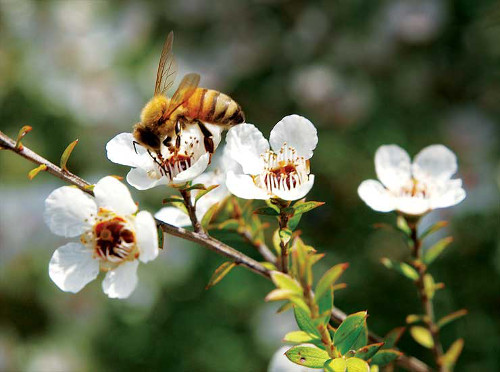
top-left (316, 263), bottom-right (349, 302)
top-left (195, 184), bottom-right (219, 203)
top-left (406, 314), bottom-right (428, 325)
top-left (60, 139), bottom-right (79, 172)
top-left (324, 358), bottom-right (346, 372)
top-left (283, 330), bottom-right (320, 343)
top-left (265, 288), bottom-right (296, 302)
top-left (288, 212), bottom-right (302, 231)
top-left (293, 201), bottom-right (325, 216)
top-left (184, 183), bottom-right (206, 191)
top-left (440, 338), bottom-right (464, 368)
top-left (157, 225), bottom-right (164, 249)
top-left (423, 237), bottom-right (453, 265)
top-left (437, 309), bottom-right (468, 329)
top-left (201, 202), bottom-right (219, 228)
top-left (285, 346), bottom-right (330, 368)
top-left (276, 302), bottom-right (294, 314)
top-left (317, 285), bottom-right (334, 318)
top-left (265, 199), bottom-right (281, 213)
top-left (419, 221), bottom-right (449, 240)
top-left (423, 273), bottom-right (435, 300)
top-left (253, 206), bottom-right (279, 216)
top-left (272, 228), bottom-right (281, 255)
top-left (15, 125), bottom-right (32, 149)
top-left (279, 227), bottom-right (293, 246)
top-left (334, 311), bottom-right (368, 355)
top-left (396, 215), bottom-right (411, 235)
top-left (270, 271), bottom-right (302, 293)
top-left (28, 164), bottom-right (47, 180)
top-left (260, 261), bottom-right (277, 271)
top-left (410, 326), bottom-right (434, 349)
top-left (370, 349), bottom-right (402, 366)
top-left (346, 357), bottom-right (370, 372)
top-left (382, 327), bottom-right (405, 349)
top-left (217, 219), bottom-right (240, 230)
top-left (381, 258), bottom-right (419, 281)
top-left (354, 343), bottom-right (384, 361)
top-left (205, 261), bottom-right (236, 289)
top-left (294, 306), bottom-right (321, 338)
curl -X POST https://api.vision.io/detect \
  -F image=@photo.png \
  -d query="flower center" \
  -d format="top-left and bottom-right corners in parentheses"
top-left (255, 144), bottom-right (309, 194)
top-left (147, 131), bottom-right (204, 181)
top-left (81, 209), bottom-right (138, 268)
top-left (398, 179), bottom-right (429, 198)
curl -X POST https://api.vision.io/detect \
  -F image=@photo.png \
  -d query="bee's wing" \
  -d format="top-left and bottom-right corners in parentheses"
top-left (154, 31), bottom-right (177, 96)
top-left (164, 73), bottom-right (200, 117)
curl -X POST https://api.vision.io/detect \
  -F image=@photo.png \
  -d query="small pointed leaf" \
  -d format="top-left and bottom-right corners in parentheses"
top-left (437, 309), bottom-right (468, 329)
top-left (293, 201), bottom-right (325, 216)
top-left (324, 358), bottom-right (346, 372)
top-left (28, 164), bottom-right (47, 180)
top-left (294, 306), bottom-right (321, 338)
top-left (370, 349), bottom-right (402, 366)
top-left (270, 271), bottom-right (302, 293)
top-left (60, 139), bottom-right (79, 172)
top-left (205, 262), bottom-right (236, 290)
top-left (195, 184), bottom-right (219, 203)
top-left (285, 346), bottom-right (330, 368)
top-left (420, 221), bottom-right (448, 240)
top-left (346, 357), bottom-right (370, 372)
top-left (354, 343), bottom-right (384, 361)
top-left (283, 330), bottom-right (320, 343)
top-left (279, 227), bottom-right (293, 246)
top-left (15, 125), bottom-right (32, 149)
top-left (316, 263), bottom-right (349, 301)
top-left (201, 202), bottom-right (219, 227)
top-left (253, 206), bottom-right (279, 216)
top-left (410, 326), bottom-right (434, 349)
top-left (440, 338), bottom-right (464, 368)
top-left (334, 311), bottom-right (368, 355)
top-left (381, 258), bottom-right (419, 281)
top-left (382, 327), bottom-right (405, 349)
top-left (423, 237), bottom-right (453, 265)
top-left (396, 215), bottom-right (411, 235)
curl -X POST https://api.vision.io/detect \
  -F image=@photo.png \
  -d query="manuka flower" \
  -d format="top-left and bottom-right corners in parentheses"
top-left (225, 115), bottom-right (318, 201)
top-left (154, 148), bottom-right (236, 227)
top-left (358, 144), bottom-right (466, 216)
top-left (44, 176), bottom-right (159, 299)
top-left (106, 124), bottom-right (223, 190)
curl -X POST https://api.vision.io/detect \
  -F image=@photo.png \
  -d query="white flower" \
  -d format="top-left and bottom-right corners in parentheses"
top-left (106, 124), bottom-right (223, 190)
top-left (154, 147), bottom-right (237, 227)
top-left (358, 144), bottom-right (466, 215)
top-left (44, 176), bottom-right (159, 299)
top-left (225, 115), bottom-right (318, 201)
top-left (268, 346), bottom-right (317, 372)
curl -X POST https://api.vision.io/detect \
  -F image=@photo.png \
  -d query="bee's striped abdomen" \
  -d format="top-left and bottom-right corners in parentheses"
top-left (186, 88), bottom-right (245, 127)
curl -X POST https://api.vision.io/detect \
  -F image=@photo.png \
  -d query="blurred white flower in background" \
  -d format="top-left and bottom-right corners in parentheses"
top-left (155, 147), bottom-right (236, 227)
top-left (106, 124), bottom-right (223, 190)
top-left (268, 346), bottom-right (317, 372)
top-left (225, 115), bottom-right (318, 201)
top-left (358, 144), bottom-right (466, 215)
top-left (45, 176), bottom-right (158, 298)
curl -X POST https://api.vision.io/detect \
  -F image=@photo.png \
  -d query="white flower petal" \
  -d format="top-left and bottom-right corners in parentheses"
top-left (155, 207), bottom-right (191, 228)
top-left (172, 153), bottom-right (211, 184)
top-left (102, 260), bottom-right (139, 299)
top-left (430, 180), bottom-right (466, 210)
top-left (226, 124), bottom-right (269, 174)
top-left (396, 196), bottom-right (430, 216)
top-left (375, 145), bottom-right (412, 192)
top-left (126, 167), bottom-right (168, 190)
top-left (49, 242), bottom-right (99, 293)
top-left (273, 175), bottom-right (315, 201)
top-left (203, 123), bottom-right (223, 150)
top-left (358, 180), bottom-right (396, 212)
top-left (106, 132), bottom-right (148, 167)
top-left (269, 115), bottom-right (318, 159)
top-left (44, 186), bottom-right (96, 237)
top-left (135, 211), bottom-right (159, 263)
top-left (412, 144), bottom-right (458, 183)
top-left (226, 171), bottom-right (270, 200)
top-left (94, 176), bottom-right (137, 215)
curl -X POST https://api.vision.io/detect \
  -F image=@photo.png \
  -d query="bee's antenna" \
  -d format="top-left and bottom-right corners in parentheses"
top-left (132, 141), bottom-right (140, 154)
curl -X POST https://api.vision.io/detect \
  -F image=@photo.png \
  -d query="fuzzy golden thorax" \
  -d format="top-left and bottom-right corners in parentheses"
top-left (140, 95), bottom-right (169, 126)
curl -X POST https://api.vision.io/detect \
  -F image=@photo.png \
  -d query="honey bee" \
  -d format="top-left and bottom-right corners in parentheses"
top-left (133, 31), bottom-right (245, 159)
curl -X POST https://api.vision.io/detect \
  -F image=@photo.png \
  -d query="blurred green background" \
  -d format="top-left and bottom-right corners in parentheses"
top-left (0, 0), bottom-right (499, 371)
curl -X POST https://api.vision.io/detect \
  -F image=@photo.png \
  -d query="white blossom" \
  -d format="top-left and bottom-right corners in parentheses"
top-left (358, 144), bottom-right (466, 215)
top-left (106, 124), bottom-right (223, 190)
top-left (44, 176), bottom-right (159, 299)
top-left (154, 148), bottom-right (237, 227)
top-left (225, 115), bottom-right (318, 201)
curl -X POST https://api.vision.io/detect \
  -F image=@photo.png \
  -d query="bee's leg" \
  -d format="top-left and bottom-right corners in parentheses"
top-left (147, 149), bottom-right (165, 176)
top-left (196, 120), bottom-right (215, 154)
top-left (175, 120), bottom-right (182, 150)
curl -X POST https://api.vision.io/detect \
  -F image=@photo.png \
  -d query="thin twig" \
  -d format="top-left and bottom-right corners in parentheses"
top-left (409, 221), bottom-right (447, 372)
top-left (0, 129), bottom-right (430, 372)
top-left (179, 188), bottom-right (203, 233)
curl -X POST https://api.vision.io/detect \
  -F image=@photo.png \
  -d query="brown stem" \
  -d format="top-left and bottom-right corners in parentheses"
top-left (0, 129), bottom-right (430, 372)
top-left (409, 220), bottom-right (447, 372)
top-left (179, 188), bottom-right (203, 233)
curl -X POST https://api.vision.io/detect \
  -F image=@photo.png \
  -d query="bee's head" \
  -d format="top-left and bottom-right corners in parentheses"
top-left (133, 123), bottom-right (161, 153)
